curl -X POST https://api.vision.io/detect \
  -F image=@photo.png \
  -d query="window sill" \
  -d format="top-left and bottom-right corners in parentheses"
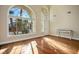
top-left (8, 32), bottom-right (36, 37)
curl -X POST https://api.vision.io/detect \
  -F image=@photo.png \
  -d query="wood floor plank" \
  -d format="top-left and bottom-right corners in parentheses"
top-left (31, 41), bottom-right (39, 54)
top-left (0, 35), bottom-right (79, 54)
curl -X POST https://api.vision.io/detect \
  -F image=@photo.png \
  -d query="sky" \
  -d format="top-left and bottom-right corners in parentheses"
top-left (10, 7), bottom-right (30, 18)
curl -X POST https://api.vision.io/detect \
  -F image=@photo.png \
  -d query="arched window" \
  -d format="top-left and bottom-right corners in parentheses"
top-left (9, 6), bottom-right (33, 35)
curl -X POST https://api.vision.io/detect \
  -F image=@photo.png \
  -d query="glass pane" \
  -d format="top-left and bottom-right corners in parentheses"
top-left (22, 19), bottom-right (29, 34)
top-left (9, 7), bottom-right (20, 16)
top-left (22, 19), bottom-right (32, 34)
top-left (9, 18), bottom-right (17, 35)
top-left (28, 19), bottom-right (32, 32)
top-left (16, 18), bottom-right (22, 35)
top-left (22, 9), bottom-right (31, 18)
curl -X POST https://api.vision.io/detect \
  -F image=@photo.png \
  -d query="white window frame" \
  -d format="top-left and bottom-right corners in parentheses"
top-left (8, 6), bottom-right (35, 37)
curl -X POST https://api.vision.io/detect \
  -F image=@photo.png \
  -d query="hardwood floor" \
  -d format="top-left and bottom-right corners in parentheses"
top-left (0, 35), bottom-right (79, 54)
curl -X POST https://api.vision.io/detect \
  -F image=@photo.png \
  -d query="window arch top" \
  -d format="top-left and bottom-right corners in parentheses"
top-left (9, 7), bottom-right (31, 18)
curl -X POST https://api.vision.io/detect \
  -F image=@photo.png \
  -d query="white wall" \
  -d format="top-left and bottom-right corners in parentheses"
top-left (0, 6), bottom-right (1, 38)
top-left (0, 5), bottom-right (8, 42)
top-left (1, 5), bottom-right (79, 45)
top-left (50, 5), bottom-right (79, 40)
top-left (0, 5), bottom-right (49, 45)
top-left (30, 6), bottom-right (50, 34)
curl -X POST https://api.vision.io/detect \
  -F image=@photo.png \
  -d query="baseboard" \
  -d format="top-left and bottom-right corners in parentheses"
top-left (1, 33), bottom-right (79, 45)
top-left (0, 33), bottom-right (47, 45)
top-left (50, 34), bottom-right (79, 40)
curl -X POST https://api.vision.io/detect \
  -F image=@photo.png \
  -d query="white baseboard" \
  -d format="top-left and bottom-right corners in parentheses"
top-left (50, 33), bottom-right (79, 40)
top-left (1, 33), bottom-right (79, 45)
top-left (0, 33), bottom-right (47, 45)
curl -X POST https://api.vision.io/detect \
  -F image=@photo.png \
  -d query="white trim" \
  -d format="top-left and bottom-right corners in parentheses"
top-left (8, 32), bottom-right (35, 37)
top-left (50, 33), bottom-right (79, 40)
top-left (0, 33), bottom-right (46, 45)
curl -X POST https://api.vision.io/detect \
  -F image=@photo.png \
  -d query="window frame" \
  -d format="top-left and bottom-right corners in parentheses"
top-left (8, 6), bottom-right (34, 36)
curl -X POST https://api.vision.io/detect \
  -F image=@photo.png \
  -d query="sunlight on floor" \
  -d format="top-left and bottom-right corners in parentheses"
top-left (31, 40), bottom-right (39, 54)
top-left (43, 37), bottom-right (77, 53)
top-left (10, 45), bottom-right (21, 54)
top-left (20, 40), bottom-right (39, 54)
top-left (0, 48), bottom-right (8, 54)
top-left (0, 36), bottom-right (78, 54)
top-left (21, 43), bottom-right (32, 54)
top-left (0, 41), bottom-right (39, 54)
